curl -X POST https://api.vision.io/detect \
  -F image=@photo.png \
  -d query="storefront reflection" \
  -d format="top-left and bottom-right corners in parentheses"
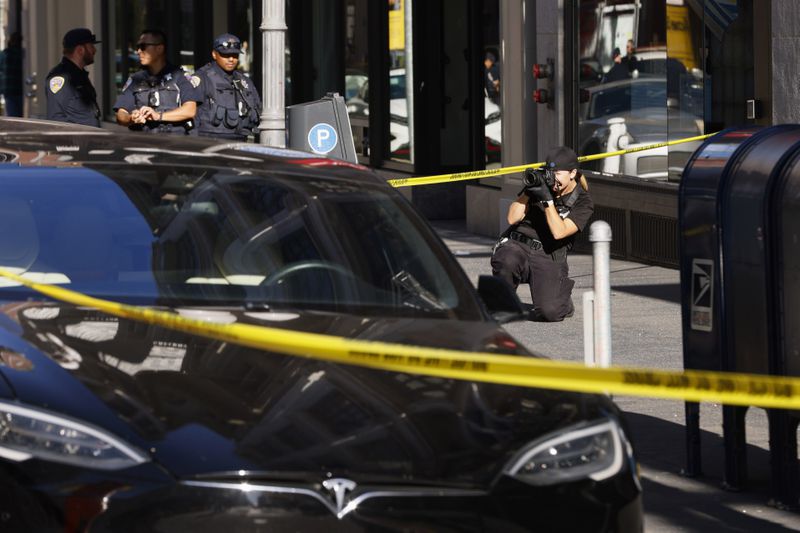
top-left (578, 0), bottom-right (710, 181)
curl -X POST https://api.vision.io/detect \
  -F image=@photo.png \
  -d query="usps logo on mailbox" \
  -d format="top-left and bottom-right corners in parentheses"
top-left (308, 123), bottom-right (338, 155)
top-left (690, 258), bottom-right (713, 332)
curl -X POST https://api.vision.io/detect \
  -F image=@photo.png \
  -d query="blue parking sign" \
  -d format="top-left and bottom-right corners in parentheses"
top-left (307, 123), bottom-right (338, 155)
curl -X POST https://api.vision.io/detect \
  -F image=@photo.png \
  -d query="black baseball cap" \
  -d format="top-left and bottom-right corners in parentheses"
top-left (545, 146), bottom-right (579, 171)
top-left (213, 33), bottom-right (242, 54)
top-left (63, 28), bottom-right (100, 48)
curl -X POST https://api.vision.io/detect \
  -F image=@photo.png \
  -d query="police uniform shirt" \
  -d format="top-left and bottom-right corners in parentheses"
top-left (516, 186), bottom-right (594, 253)
top-left (46, 57), bottom-right (101, 127)
top-left (195, 62), bottom-right (262, 140)
top-left (113, 63), bottom-right (202, 134)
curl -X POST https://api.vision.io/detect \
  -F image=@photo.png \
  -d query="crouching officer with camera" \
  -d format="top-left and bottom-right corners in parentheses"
top-left (491, 146), bottom-right (593, 321)
top-left (114, 29), bottom-right (201, 134)
top-left (195, 34), bottom-right (262, 141)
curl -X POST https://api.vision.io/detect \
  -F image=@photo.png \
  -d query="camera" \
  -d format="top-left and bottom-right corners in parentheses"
top-left (148, 90), bottom-right (160, 108)
top-left (523, 167), bottom-right (556, 190)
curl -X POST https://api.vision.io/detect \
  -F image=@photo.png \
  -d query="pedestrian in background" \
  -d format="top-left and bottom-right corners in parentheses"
top-left (114, 29), bottom-right (201, 134)
top-left (45, 28), bottom-right (100, 126)
top-left (195, 33), bottom-right (261, 141)
top-left (621, 39), bottom-right (638, 73)
top-left (602, 47), bottom-right (628, 83)
top-left (484, 49), bottom-right (501, 106)
top-left (491, 146), bottom-right (593, 322)
top-left (0, 32), bottom-right (24, 117)
top-left (238, 40), bottom-right (250, 73)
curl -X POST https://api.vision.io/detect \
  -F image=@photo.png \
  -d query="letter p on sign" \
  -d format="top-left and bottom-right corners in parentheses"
top-left (308, 123), bottom-right (338, 155)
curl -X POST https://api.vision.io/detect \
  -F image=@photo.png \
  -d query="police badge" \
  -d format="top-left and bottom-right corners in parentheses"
top-left (49, 76), bottom-right (65, 94)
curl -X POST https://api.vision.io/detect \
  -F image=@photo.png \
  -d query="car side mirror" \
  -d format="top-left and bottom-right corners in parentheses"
top-left (477, 275), bottom-right (526, 324)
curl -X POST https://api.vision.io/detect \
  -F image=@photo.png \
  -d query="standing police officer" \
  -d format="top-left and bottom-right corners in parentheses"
top-left (46, 28), bottom-right (101, 127)
top-left (114, 29), bottom-right (201, 134)
top-left (195, 34), bottom-right (261, 141)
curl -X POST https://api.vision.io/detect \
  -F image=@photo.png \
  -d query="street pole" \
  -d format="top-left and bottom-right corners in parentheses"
top-left (590, 220), bottom-right (612, 367)
top-left (259, 0), bottom-right (287, 146)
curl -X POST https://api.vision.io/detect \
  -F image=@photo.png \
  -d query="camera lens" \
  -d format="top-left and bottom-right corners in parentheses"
top-left (523, 168), bottom-right (544, 188)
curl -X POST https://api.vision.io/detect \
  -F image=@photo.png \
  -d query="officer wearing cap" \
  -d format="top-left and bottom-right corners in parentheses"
top-left (491, 146), bottom-right (594, 322)
top-left (195, 33), bottom-right (261, 141)
top-left (45, 28), bottom-right (101, 127)
top-left (114, 29), bottom-right (202, 134)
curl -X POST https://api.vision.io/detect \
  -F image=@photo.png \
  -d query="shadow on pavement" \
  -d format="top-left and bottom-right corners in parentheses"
top-left (624, 412), bottom-right (799, 531)
top-left (640, 477), bottom-right (794, 532)
top-left (613, 283), bottom-right (681, 304)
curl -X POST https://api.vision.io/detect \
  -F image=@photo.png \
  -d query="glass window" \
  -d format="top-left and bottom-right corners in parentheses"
top-left (666, 0), bottom-right (754, 182)
top-left (228, 0), bottom-right (254, 76)
top-left (666, 0), bottom-right (705, 181)
top-left (577, 0), bottom-right (692, 181)
top-left (344, 0), bottom-right (370, 159)
top-left (483, 0), bottom-right (501, 168)
top-left (178, 0), bottom-right (196, 74)
top-left (388, 0), bottom-right (413, 163)
top-left (0, 164), bottom-right (479, 320)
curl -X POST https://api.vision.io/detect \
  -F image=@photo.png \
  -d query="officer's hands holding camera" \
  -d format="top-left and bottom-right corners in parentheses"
top-left (523, 168), bottom-right (555, 207)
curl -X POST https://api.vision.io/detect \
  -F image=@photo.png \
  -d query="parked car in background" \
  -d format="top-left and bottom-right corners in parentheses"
top-left (578, 76), bottom-right (703, 178)
top-left (0, 118), bottom-right (642, 531)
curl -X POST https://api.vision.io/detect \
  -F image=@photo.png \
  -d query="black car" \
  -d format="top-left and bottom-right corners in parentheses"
top-left (0, 118), bottom-right (643, 532)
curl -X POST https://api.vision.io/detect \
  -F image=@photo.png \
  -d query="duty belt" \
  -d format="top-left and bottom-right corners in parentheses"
top-left (509, 231), bottom-right (543, 250)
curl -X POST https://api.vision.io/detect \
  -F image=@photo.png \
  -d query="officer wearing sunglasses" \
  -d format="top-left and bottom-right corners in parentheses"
top-left (113, 29), bottom-right (202, 134)
top-left (194, 34), bottom-right (262, 141)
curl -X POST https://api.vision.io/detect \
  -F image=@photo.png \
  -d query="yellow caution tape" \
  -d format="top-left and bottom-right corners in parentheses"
top-left (1, 267), bottom-right (798, 410)
top-left (388, 133), bottom-right (715, 188)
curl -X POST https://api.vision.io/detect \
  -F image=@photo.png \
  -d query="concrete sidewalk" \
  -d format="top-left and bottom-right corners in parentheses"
top-left (432, 220), bottom-right (800, 532)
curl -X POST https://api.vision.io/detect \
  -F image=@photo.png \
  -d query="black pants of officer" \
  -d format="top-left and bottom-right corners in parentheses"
top-left (490, 238), bottom-right (575, 322)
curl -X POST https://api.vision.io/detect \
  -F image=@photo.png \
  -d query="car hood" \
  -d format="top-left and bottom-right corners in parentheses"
top-left (0, 302), bottom-right (611, 487)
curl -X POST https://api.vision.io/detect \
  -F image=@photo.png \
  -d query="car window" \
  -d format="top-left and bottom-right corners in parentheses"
top-left (0, 166), bottom-right (480, 320)
top-left (389, 73), bottom-right (406, 100)
top-left (589, 82), bottom-right (667, 119)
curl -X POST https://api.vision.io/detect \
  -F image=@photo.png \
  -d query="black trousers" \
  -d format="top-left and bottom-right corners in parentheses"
top-left (490, 239), bottom-right (575, 321)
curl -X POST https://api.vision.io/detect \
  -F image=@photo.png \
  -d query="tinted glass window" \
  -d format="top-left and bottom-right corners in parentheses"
top-left (0, 166), bottom-right (479, 320)
top-left (577, 0), bottom-right (702, 180)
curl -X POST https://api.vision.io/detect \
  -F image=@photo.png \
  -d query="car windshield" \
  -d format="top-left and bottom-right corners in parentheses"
top-left (0, 165), bottom-right (480, 319)
top-left (389, 72), bottom-right (406, 99)
top-left (588, 81), bottom-right (667, 119)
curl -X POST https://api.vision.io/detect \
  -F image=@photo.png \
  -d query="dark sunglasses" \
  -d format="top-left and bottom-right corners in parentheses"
top-left (135, 42), bottom-right (161, 50)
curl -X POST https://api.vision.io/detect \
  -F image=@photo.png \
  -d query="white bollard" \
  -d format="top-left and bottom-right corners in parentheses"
top-left (589, 220), bottom-right (612, 367)
top-left (602, 117), bottom-right (627, 175)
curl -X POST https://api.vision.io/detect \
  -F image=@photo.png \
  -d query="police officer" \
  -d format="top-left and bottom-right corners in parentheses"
top-left (491, 146), bottom-right (594, 322)
top-left (195, 33), bottom-right (261, 141)
top-left (45, 28), bottom-right (101, 127)
top-left (114, 29), bottom-right (201, 134)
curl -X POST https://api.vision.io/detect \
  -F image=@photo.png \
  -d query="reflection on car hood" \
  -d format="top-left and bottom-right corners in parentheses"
top-left (0, 302), bottom-right (610, 487)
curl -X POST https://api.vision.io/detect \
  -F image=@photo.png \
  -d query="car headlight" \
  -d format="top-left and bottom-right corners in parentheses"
top-left (0, 401), bottom-right (149, 470)
top-left (504, 419), bottom-right (627, 486)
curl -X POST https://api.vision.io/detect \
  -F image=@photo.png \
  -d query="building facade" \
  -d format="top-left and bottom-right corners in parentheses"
top-left (5, 0), bottom-right (800, 266)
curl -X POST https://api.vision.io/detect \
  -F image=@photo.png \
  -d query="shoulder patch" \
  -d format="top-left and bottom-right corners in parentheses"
top-left (190, 75), bottom-right (201, 88)
top-left (121, 77), bottom-right (133, 93)
top-left (49, 76), bottom-right (65, 94)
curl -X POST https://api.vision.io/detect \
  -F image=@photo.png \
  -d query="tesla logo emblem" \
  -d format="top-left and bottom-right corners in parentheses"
top-left (322, 478), bottom-right (356, 515)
